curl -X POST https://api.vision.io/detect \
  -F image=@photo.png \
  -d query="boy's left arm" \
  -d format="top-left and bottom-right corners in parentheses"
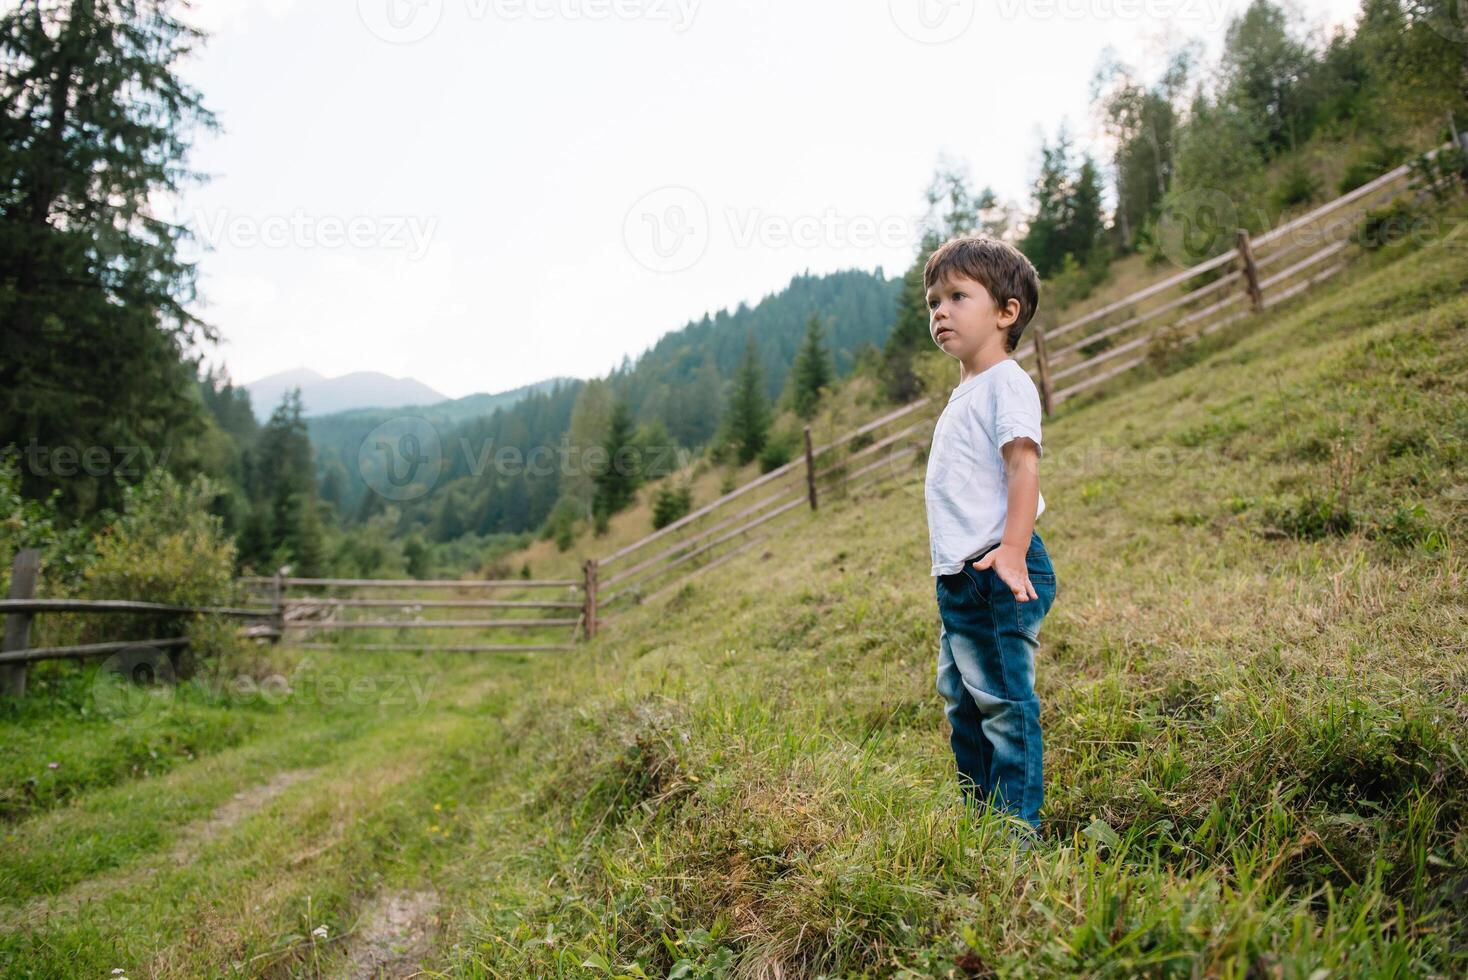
top-left (973, 437), bottom-right (1041, 602)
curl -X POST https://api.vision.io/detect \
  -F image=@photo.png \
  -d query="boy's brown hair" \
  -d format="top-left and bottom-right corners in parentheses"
top-left (923, 236), bottom-right (1041, 353)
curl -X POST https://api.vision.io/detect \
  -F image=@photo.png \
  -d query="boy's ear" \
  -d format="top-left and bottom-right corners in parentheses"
top-left (998, 298), bottom-right (1021, 328)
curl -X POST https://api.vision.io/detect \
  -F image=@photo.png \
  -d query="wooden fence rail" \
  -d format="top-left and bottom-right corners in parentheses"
top-left (0, 548), bottom-right (278, 698)
top-left (255, 572), bottom-right (584, 653)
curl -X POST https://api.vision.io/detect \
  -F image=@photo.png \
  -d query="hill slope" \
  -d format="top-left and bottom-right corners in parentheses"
top-left (1, 212), bottom-right (1463, 977)
top-left (441, 204), bottom-right (1468, 975)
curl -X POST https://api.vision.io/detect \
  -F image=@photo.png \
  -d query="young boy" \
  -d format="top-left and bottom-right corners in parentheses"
top-left (923, 235), bottom-right (1058, 837)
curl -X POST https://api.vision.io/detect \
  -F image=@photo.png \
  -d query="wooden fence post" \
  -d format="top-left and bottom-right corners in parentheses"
top-left (803, 425), bottom-right (818, 511)
top-left (271, 567), bottom-right (286, 644)
top-left (1236, 228), bottom-right (1263, 312)
top-left (2, 548), bottom-right (41, 698)
top-left (1031, 322), bottom-right (1054, 418)
top-left (582, 558), bottom-right (598, 640)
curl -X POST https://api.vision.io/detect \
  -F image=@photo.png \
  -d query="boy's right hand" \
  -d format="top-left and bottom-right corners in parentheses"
top-left (974, 544), bottom-right (1039, 602)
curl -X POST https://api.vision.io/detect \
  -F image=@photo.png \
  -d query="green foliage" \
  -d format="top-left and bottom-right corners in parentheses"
top-left (0, 0), bottom-right (218, 519)
top-left (240, 390), bottom-right (327, 576)
top-left (594, 401), bottom-right (643, 522)
top-left (1337, 140), bottom-right (1410, 195)
top-left (83, 470), bottom-right (236, 608)
top-left (723, 338), bottom-right (770, 466)
top-left (757, 428), bottom-right (798, 475)
top-left (542, 496), bottom-right (583, 552)
top-left (1219, 0), bottom-right (1312, 157)
top-left (651, 482), bottom-right (694, 531)
top-left (786, 314), bottom-right (833, 421)
top-left (1270, 158), bottom-right (1322, 212)
top-left (1020, 130), bottom-right (1107, 277)
top-left (1261, 491), bottom-right (1357, 539)
top-left (1408, 145), bottom-right (1466, 203)
top-left (1354, 198), bottom-right (1422, 251)
top-left (1092, 47), bottom-right (1191, 253)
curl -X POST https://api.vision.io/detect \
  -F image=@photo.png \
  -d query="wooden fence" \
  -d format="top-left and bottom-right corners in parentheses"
top-left (585, 396), bottom-right (936, 631)
top-left (1, 547), bottom-right (274, 698)
top-left (1012, 144), bottom-right (1453, 410)
top-left (235, 571), bottom-right (585, 654)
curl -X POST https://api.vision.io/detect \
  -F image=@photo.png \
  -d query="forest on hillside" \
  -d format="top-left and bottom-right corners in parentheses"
top-left (2, 0), bottom-right (1464, 582)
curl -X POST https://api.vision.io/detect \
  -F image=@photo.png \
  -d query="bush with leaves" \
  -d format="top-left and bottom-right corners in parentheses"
top-left (81, 470), bottom-right (242, 669)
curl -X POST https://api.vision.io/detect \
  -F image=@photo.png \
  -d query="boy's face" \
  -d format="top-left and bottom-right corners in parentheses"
top-left (926, 273), bottom-right (1019, 361)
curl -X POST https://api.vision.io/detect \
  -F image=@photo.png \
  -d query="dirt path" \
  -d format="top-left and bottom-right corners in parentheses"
top-left (336, 890), bottom-right (441, 979)
top-left (4, 768), bottom-right (318, 930)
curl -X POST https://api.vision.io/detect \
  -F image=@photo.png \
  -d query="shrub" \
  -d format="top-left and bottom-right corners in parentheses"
top-left (651, 482), bottom-right (694, 530)
top-left (1261, 491), bottom-right (1356, 539)
top-left (84, 470), bottom-right (236, 608)
top-left (1337, 140), bottom-right (1408, 195)
top-left (1354, 198), bottom-right (1420, 251)
top-left (1271, 160), bottom-right (1321, 212)
top-left (757, 428), bottom-right (799, 474)
top-left (81, 470), bottom-right (242, 669)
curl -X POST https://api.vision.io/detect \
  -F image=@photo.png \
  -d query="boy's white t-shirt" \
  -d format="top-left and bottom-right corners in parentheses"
top-left (925, 357), bottom-right (1045, 577)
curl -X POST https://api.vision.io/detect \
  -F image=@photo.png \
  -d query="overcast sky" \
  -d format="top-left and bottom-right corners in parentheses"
top-left (175, 0), bottom-right (1361, 399)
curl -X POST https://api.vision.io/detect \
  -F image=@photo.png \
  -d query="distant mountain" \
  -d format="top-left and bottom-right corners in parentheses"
top-left (245, 369), bottom-right (449, 421)
top-left (315, 377), bottom-right (577, 427)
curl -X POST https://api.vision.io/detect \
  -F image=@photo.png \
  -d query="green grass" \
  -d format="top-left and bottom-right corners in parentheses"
top-left (1, 206), bottom-right (1466, 977)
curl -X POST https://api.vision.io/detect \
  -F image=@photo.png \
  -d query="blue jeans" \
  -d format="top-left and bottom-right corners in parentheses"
top-left (935, 530), bottom-right (1057, 830)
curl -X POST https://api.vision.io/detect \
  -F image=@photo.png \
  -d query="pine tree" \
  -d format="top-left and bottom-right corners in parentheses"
top-left (724, 337), bottom-right (770, 465)
top-left (788, 314), bottom-right (833, 420)
top-left (247, 390), bottom-right (326, 572)
top-left (0, 1), bottom-right (218, 517)
top-left (592, 400), bottom-right (640, 520)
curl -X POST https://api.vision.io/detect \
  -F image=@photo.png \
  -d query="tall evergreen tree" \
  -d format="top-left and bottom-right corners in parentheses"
top-left (0, 1), bottom-right (218, 518)
top-left (787, 314), bottom-right (833, 420)
top-left (246, 389), bottom-right (325, 572)
top-left (592, 399), bottom-right (640, 520)
top-left (725, 336), bottom-right (770, 465)
top-left (1020, 130), bottom-right (1107, 277)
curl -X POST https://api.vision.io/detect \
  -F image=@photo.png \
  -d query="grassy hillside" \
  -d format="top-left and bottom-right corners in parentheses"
top-left (1, 201), bottom-right (1464, 977)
